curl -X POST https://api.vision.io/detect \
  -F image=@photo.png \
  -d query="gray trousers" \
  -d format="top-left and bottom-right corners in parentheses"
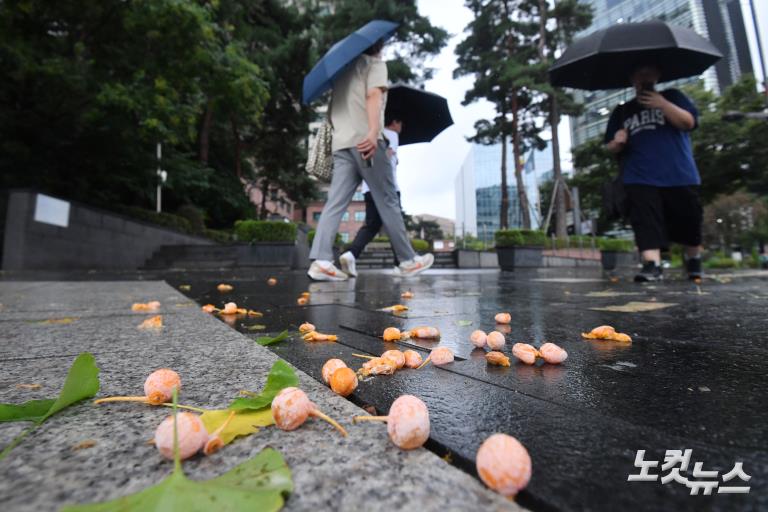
top-left (309, 141), bottom-right (416, 263)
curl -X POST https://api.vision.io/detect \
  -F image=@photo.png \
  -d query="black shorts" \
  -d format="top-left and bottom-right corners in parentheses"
top-left (624, 185), bottom-right (703, 252)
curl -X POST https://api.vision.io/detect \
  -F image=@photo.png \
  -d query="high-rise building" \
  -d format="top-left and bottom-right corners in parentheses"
top-left (455, 143), bottom-right (557, 243)
top-left (570, 0), bottom-right (756, 149)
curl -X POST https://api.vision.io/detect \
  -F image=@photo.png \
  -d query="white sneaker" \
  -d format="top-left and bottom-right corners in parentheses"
top-left (339, 251), bottom-right (358, 277)
top-left (308, 260), bottom-right (348, 281)
top-left (396, 253), bottom-right (434, 277)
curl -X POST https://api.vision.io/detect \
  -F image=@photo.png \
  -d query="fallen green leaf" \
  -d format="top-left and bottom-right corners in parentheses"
top-left (0, 353), bottom-right (100, 460)
top-left (178, 285), bottom-right (191, 291)
top-left (456, 320), bottom-right (473, 326)
top-left (64, 390), bottom-right (291, 512)
top-left (246, 324), bottom-right (267, 331)
top-left (256, 330), bottom-right (290, 346)
top-left (200, 408), bottom-right (274, 445)
top-left (229, 360), bottom-right (298, 411)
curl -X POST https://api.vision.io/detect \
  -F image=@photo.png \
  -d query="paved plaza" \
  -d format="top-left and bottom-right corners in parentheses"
top-left (1, 267), bottom-right (767, 511)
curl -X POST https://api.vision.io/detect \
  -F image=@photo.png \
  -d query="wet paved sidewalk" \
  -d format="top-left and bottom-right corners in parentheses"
top-left (166, 267), bottom-right (768, 512)
top-left (0, 281), bottom-right (518, 512)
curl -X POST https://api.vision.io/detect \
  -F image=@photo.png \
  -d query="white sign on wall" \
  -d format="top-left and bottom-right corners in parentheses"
top-left (34, 194), bottom-right (70, 228)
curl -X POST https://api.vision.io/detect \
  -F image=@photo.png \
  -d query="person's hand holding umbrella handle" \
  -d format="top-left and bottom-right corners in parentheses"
top-left (357, 87), bottom-right (384, 165)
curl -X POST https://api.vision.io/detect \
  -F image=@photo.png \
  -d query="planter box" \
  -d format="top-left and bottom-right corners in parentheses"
top-left (497, 246), bottom-right (543, 271)
top-left (234, 243), bottom-right (296, 267)
top-left (600, 250), bottom-right (637, 271)
top-left (456, 250), bottom-right (498, 269)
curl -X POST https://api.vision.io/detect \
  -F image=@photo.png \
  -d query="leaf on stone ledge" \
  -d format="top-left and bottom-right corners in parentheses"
top-left (200, 409), bottom-right (274, 445)
top-left (256, 330), bottom-right (290, 346)
top-left (456, 320), bottom-right (473, 327)
top-left (229, 360), bottom-right (298, 411)
top-left (0, 353), bottom-right (100, 460)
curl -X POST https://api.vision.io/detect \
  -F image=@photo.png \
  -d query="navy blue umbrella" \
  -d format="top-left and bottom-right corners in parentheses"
top-left (302, 20), bottom-right (399, 105)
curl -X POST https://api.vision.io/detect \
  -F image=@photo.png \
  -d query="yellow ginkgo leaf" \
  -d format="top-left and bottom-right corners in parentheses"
top-left (200, 408), bottom-right (274, 445)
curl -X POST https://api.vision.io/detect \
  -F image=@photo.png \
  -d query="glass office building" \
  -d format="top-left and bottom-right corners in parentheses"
top-left (455, 143), bottom-right (558, 243)
top-left (570, 0), bottom-right (755, 148)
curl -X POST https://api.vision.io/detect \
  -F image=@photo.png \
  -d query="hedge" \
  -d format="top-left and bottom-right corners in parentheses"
top-left (307, 230), bottom-right (342, 247)
top-left (204, 229), bottom-right (232, 244)
top-left (234, 220), bottom-right (297, 243)
top-left (411, 239), bottom-right (429, 252)
top-left (597, 238), bottom-right (635, 252)
top-left (118, 206), bottom-right (193, 234)
top-left (495, 229), bottom-right (546, 247)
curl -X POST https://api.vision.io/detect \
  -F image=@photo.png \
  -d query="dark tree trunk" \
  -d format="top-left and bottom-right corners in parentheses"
top-left (551, 96), bottom-right (567, 238)
top-left (511, 94), bottom-right (531, 229)
top-left (500, 129), bottom-right (509, 230)
top-left (230, 116), bottom-right (242, 179)
top-left (259, 180), bottom-right (269, 220)
top-left (198, 99), bottom-right (213, 164)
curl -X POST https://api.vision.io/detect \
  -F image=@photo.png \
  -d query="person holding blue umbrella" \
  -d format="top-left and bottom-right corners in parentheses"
top-left (304, 22), bottom-right (433, 281)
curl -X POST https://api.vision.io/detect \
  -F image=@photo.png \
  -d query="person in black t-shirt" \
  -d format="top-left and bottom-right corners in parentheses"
top-left (604, 64), bottom-right (704, 282)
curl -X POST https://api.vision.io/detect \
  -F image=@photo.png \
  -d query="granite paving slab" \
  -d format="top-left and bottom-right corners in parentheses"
top-left (0, 281), bottom-right (520, 512)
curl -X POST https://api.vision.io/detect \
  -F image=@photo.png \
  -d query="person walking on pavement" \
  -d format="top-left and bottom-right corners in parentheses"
top-left (604, 63), bottom-right (704, 282)
top-left (307, 39), bottom-right (433, 281)
top-left (339, 114), bottom-right (404, 277)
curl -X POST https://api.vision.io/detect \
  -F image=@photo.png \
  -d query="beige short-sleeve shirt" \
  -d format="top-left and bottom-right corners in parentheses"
top-left (330, 55), bottom-right (388, 152)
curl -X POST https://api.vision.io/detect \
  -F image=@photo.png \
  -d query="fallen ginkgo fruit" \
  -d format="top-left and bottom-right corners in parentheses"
top-left (358, 357), bottom-right (397, 377)
top-left (201, 304), bottom-right (218, 313)
top-left (132, 301), bottom-right (161, 312)
top-left (321, 359), bottom-right (347, 385)
top-left (220, 302), bottom-right (238, 315)
top-left (95, 368), bottom-right (181, 406)
top-left (476, 433), bottom-right (531, 497)
top-left (494, 312), bottom-right (511, 325)
top-left (581, 325), bottom-right (632, 342)
top-left (271, 387), bottom-right (347, 437)
top-left (511, 342), bottom-right (568, 365)
top-left (487, 331), bottom-right (506, 350)
top-left (401, 291), bottom-right (414, 299)
top-left (329, 367), bottom-right (358, 397)
top-left (302, 331), bottom-right (337, 342)
top-left (382, 327), bottom-right (402, 341)
top-left (402, 350), bottom-right (423, 369)
top-left (217, 284), bottom-right (233, 293)
top-left (154, 411), bottom-right (208, 460)
top-left (470, 330), bottom-right (488, 348)
top-left (138, 315), bottom-right (163, 329)
top-left (382, 304), bottom-right (408, 312)
top-left (486, 351), bottom-right (510, 367)
top-left (353, 395), bottom-right (430, 450)
top-left (409, 326), bottom-right (440, 339)
top-left (381, 350), bottom-right (405, 369)
top-left (538, 342), bottom-right (568, 364)
top-left (203, 410), bottom-right (236, 456)
top-left (267, 278), bottom-right (278, 286)
top-left (417, 347), bottom-right (454, 369)
top-left (297, 297), bottom-right (309, 306)
top-left (299, 322), bottom-right (316, 334)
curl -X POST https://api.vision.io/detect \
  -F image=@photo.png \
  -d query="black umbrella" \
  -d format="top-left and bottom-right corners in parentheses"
top-left (385, 84), bottom-right (454, 146)
top-left (548, 20), bottom-right (723, 90)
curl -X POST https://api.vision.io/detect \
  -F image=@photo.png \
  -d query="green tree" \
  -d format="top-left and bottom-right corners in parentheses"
top-left (0, 0), bottom-right (270, 228)
top-left (456, 0), bottom-right (545, 230)
top-left (682, 76), bottom-right (768, 202)
top-left (316, 0), bottom-right (449, 84)
top-left (526, 0), bottom-right (592, 237)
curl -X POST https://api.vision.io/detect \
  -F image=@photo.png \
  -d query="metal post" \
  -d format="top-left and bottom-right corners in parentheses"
top-left (572, 186), bottom-right (581, 235)
top-left (156, 143), bottom-right (162, 213)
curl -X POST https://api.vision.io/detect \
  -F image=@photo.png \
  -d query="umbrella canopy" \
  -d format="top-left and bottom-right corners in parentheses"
top-left (385, 85), bottom-right (454, 146)
top-left (548, 20), bottom-right (723, 90)
top-left (302, 20), bottom-right (399, 105)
